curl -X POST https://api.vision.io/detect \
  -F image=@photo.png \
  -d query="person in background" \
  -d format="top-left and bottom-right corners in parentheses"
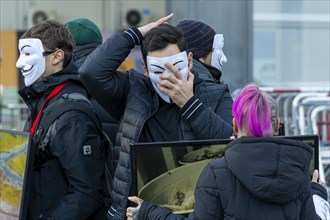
top-left (17, 20), bottom-right (106, 219)
top-left (64, 18), bottom-right (119, 144)
top-left (64, 18), bottom-right (103, 66)
top-left (176, 20), bottom-right (227, 82)
top-left (79, 13), bottom-right (233, 220)
top-left (126, 83), bottom-right (329, 220)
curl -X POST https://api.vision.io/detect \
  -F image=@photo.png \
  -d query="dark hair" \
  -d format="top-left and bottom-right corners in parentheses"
top-left (141, 23), bottom-right (187, 64)
top-left (21, 20), bottom-right (75, 66)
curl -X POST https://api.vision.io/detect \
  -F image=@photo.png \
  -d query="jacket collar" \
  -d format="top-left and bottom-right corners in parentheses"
top-left (191, 59), bottom-right (222, 83)
top-left (18, 60), bottom-right (80, 100)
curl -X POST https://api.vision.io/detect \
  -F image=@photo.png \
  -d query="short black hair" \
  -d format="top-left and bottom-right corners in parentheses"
top-left (141, 23), bottom-right (187, 64)
top-left (21, 20), bottom-right (75, 66)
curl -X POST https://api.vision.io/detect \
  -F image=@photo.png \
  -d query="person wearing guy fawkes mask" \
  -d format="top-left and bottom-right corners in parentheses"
top-left (79, 14), bottom-right (233, 220)
top-left (17, 20), bottom-right (106, 219)
top-left (177, 20), bottom-right (228, 83)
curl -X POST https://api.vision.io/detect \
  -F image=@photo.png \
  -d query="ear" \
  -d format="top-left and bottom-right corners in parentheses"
top-left (233, 118), bottom-right (238, 134)
top-left (141, 60), bottom-right (149, 77)
top-left (52, 49), bottom-right (65, 65)
top-left (187, 52), bottom-right (193, 70)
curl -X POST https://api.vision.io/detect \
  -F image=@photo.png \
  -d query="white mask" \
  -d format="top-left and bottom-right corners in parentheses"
top-left (147, 51), bottom-right (189, 103)
top-left (211, 34), bottom-right (227, 71)
top-left (16, 38), bottom-right (46, 87)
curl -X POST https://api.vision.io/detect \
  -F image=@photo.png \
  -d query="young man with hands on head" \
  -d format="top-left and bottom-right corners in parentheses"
top-left (79, 14), bottom-right (233, 220)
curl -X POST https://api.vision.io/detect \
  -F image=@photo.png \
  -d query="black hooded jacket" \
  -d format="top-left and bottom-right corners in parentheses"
top-left (73, 43), bottom-right (99, 67)
top-left (74, 43), bottom-right (119, 145)
top-left (18, 61), bottom-right (106, 220)
top-left (79, 27), bottom-right (233, 220)
top-left (195, 61), bottom-right (223, 83)
top-left (139, 137), bottom-right (326, 220)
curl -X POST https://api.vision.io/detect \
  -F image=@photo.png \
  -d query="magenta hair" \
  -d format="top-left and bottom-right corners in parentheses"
top-left (232, 84), bottom-right (273, 137)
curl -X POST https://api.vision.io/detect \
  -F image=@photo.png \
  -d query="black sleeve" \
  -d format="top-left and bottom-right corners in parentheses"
top-left (79, 28), bottom-right (143, 120)
top-left (311, 182), bottom-right (328, 201)
top-left (180, 86), bottom-right (233, 139)
top-left (138, 164), bottom-right (223, 220)
top-left (139, 200), bottom-right (189, 220)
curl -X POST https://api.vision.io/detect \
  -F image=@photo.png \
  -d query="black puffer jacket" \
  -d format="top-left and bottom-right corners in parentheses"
top-left (79, 27), bottom-right (233, 220)
top-left (73, 43), bottom-right (99, 67)
top-left (19, 61), bottom-right (106, 220)
top-left (140, 137), bottom-right (326, 220)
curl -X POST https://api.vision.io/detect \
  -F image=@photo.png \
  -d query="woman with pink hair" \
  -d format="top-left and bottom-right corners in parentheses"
top-left (127, 84), bottom-right (329, 220)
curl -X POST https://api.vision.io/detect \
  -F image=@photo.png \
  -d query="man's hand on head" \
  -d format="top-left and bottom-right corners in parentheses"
top-left (138, 13), bottom-right (174, 36)
top-left (158, 63), bottom-right (194, 108)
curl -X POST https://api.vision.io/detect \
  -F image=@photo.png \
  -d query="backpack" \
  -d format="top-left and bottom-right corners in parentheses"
top-left (33, 92), bottom-right (115, 208)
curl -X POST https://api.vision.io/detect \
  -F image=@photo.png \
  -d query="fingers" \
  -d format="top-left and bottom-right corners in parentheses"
top-left (312, 169), bottom-right (318, 182)
top-left (162, 64), bottom-right (194, 82)
top-left (126, 208), bottom-right (132, 219)
top-left (126, 206), bottom-right (140, 220)
top-left (164, 63), bottom-right (182, 79)
top-left (155, 13), bottom-right (174, 26)
top-left (158, 75), bottom-right (177, 93)
top-left (126, 207), bottom-right (133, 218)
top-left (138, 13), bottom-right (174, 36)
top-left (157, 64), bottom-right (180, 90)
top-left (158, 71), bottom-right (193, 93)
top-left (229, 136), bottom-right (236, 140)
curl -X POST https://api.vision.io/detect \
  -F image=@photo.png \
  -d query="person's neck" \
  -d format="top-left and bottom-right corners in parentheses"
top-left (236, 130), bottom-right (247, 138)
top-left (36, 66), bottom-right (64, 83)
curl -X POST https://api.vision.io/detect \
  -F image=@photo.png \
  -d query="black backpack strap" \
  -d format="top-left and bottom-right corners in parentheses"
top-left (34, 93), bottom-right (103, 165)
top-left (39, 93), bottom-right (102, 136)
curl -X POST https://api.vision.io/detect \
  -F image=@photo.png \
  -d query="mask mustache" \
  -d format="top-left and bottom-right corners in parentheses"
top-left (21, 65), bottom-right (34, 74)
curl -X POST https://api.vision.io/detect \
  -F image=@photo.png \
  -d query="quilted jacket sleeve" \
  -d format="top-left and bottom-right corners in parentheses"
top-left (79, 29), bottom-right (142, 120)
top-left (180, 91), bottom-right (233, 140)
top-left (139, 164), bottom-right (223, 220)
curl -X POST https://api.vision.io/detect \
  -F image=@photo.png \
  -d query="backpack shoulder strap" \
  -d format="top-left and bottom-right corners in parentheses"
top-left (39, 93), bottom-right (102, 136)
top-left (35, 93), bottom-right (105, 156)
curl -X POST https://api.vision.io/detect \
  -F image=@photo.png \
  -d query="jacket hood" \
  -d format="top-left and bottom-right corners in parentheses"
top-left (191, 59), bottom-right (222, 83)
top-left (225, 136), bottom-right (313, 203)
top-left (18, 60), bottom-right (80, 99)
top-left (74, 44), bottom-right (99, 67)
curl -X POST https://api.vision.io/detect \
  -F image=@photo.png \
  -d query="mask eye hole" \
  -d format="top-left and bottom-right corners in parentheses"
top-left (21, 48), bottom-right (32, 56)
top-left (153, 71), bottom-right (163, 74)
top-left (149, 64), bottom-right (165, 74)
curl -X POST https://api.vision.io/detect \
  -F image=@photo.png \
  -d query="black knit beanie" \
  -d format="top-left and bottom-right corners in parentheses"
top-left (177, 20), bottom-right (216, 59)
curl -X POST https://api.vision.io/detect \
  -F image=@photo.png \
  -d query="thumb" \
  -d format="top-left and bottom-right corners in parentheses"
top-left (311, 169), bottom-right (318, 182)
top-left (128, 196), bottom-right (140, 205)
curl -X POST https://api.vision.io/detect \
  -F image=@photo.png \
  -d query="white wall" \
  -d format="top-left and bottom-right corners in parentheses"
top-left (1, 0), bottom-right (26, 30)
top-left (0, 0), bottom-right (165, 31)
